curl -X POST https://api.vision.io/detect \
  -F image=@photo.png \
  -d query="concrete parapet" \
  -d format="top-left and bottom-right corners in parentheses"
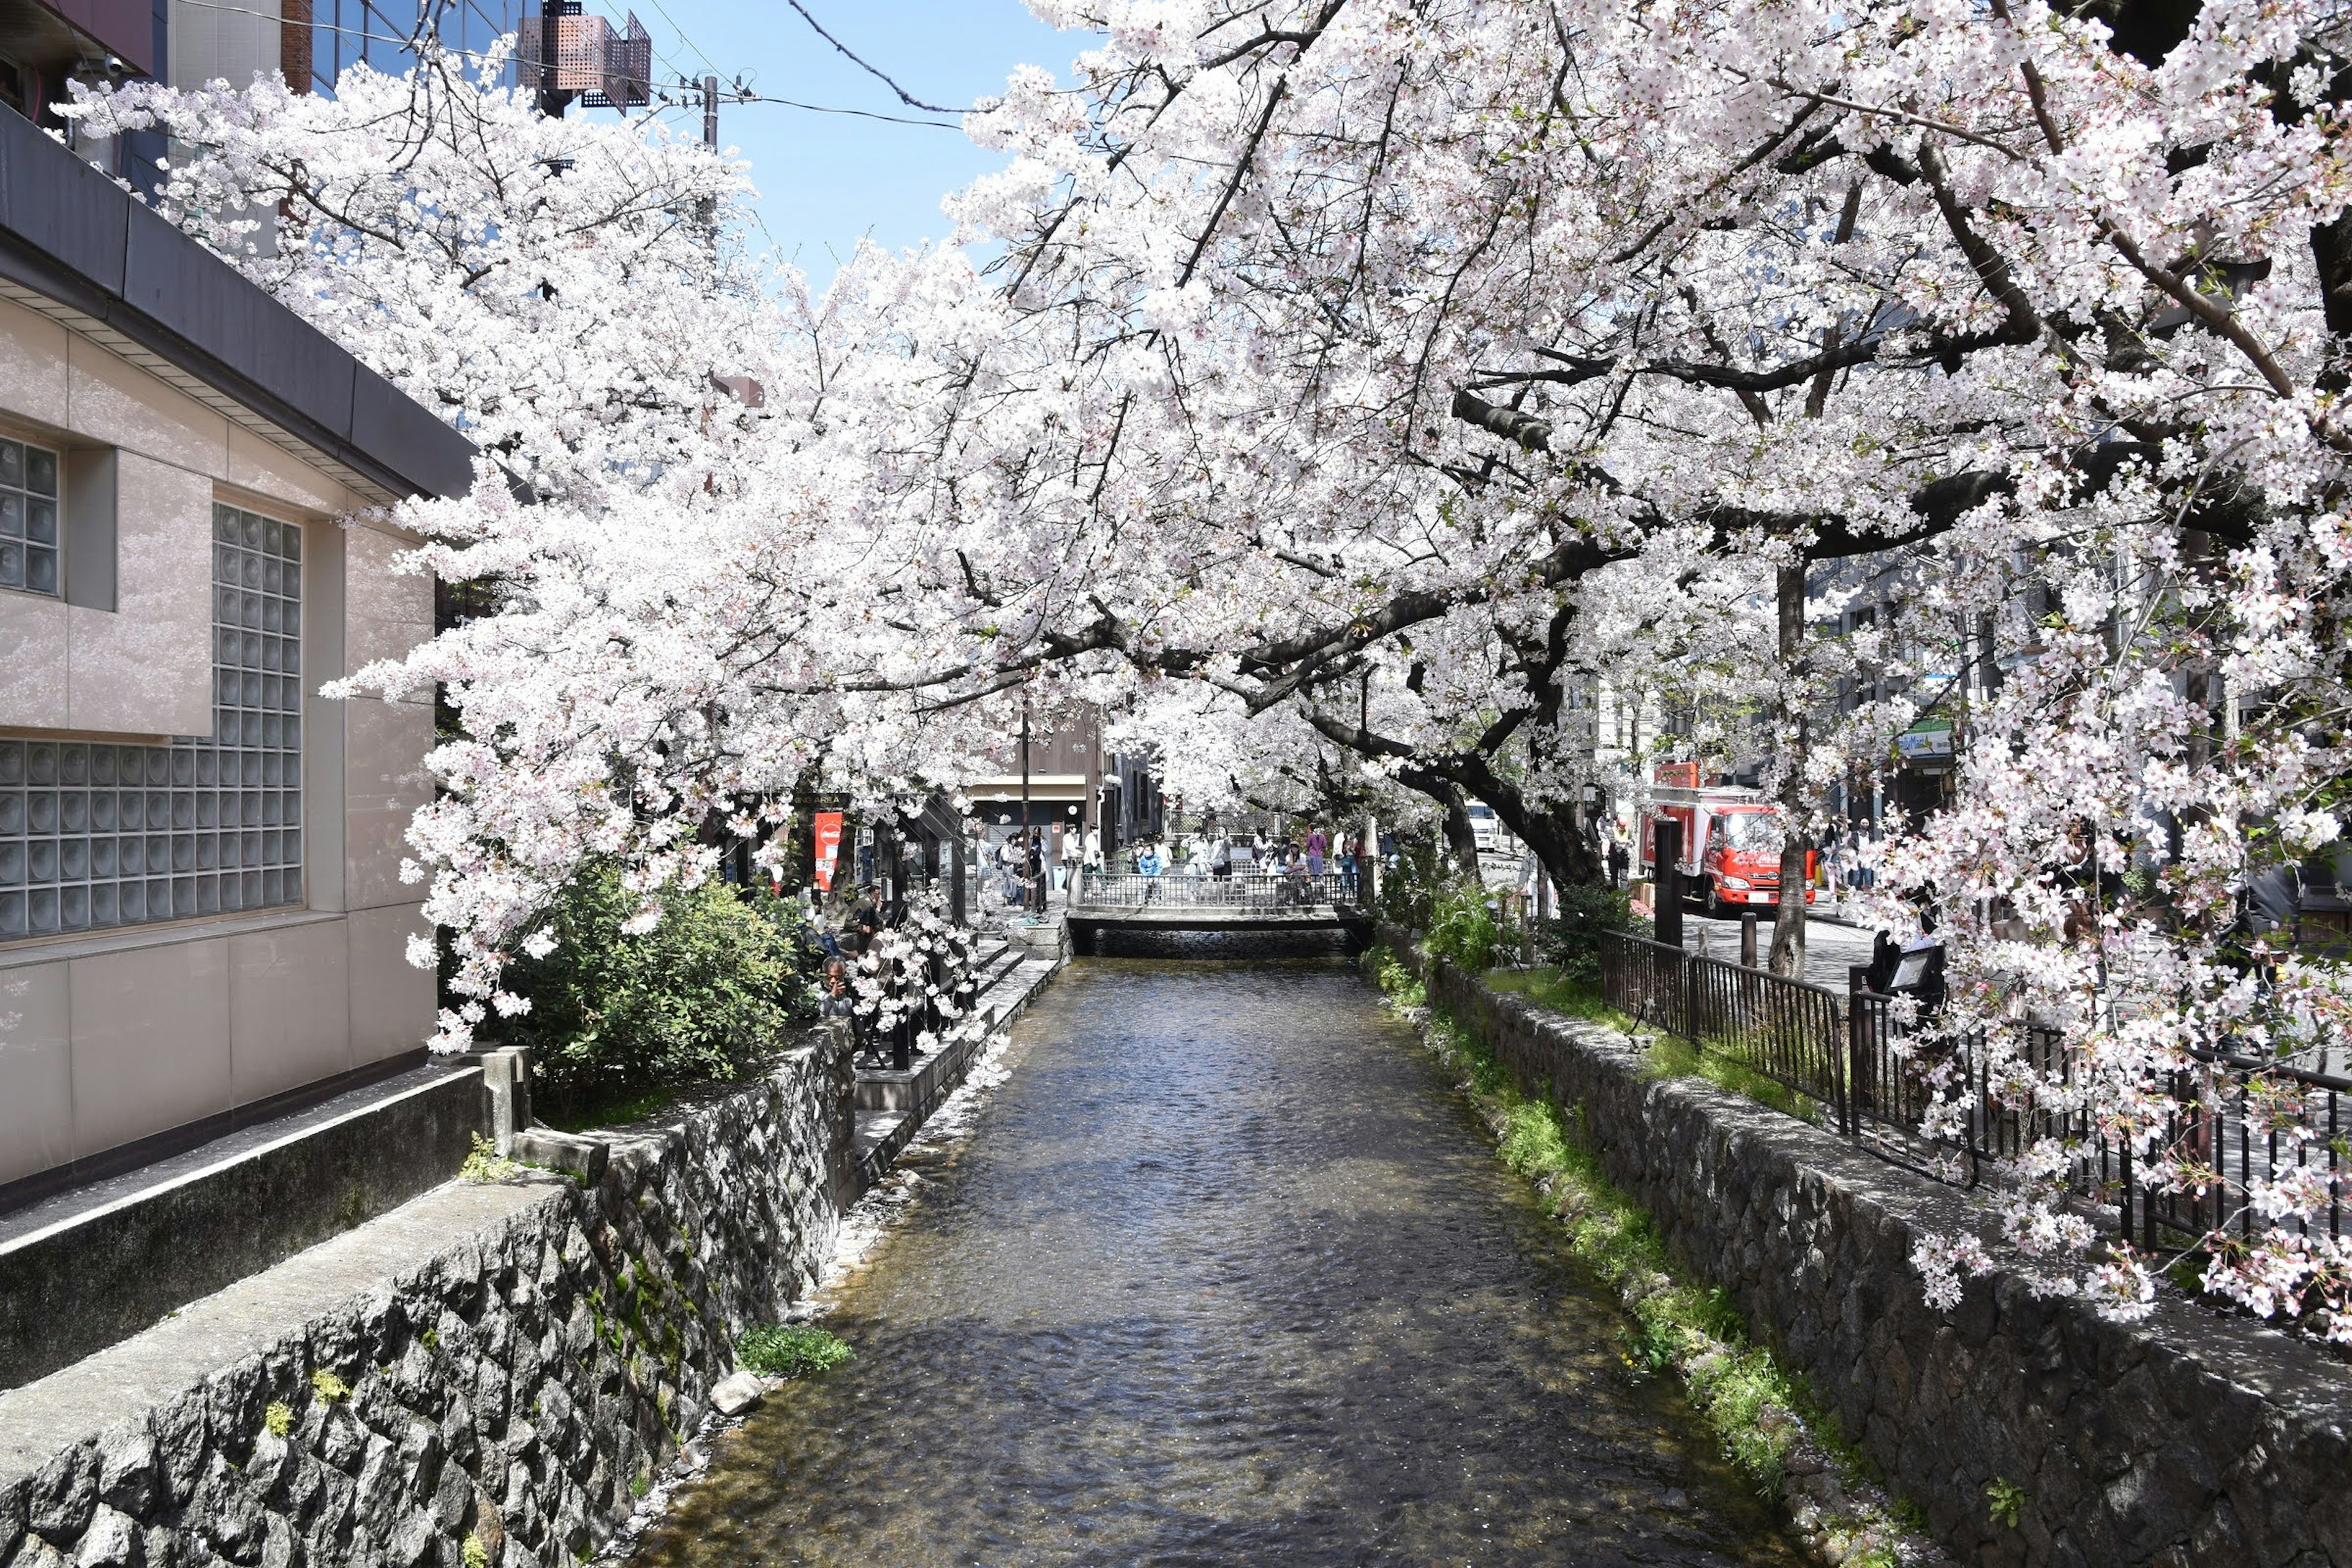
top-left (1380, 927), bottom-right (2352, 1568)
top-left (0, 1066), bottom-right (489, 1393)
top-left (0, 1022), bottom-right (857, 1568)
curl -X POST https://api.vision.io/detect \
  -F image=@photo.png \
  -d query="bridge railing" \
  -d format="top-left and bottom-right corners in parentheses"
top-left (1074, 869), bottom-right (1364, 911)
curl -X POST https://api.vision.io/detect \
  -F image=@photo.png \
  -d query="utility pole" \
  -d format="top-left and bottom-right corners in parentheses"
top-left (698, 74), bottom-right (719, 236)
top-left (1020, 694), bottom-right (1035, 914)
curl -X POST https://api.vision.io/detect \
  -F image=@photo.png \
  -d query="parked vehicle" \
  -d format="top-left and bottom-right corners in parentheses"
top-left (1638, 763), bottom-right (1817, 915)
top-left (1467, 801), bottom-right (1505, 854)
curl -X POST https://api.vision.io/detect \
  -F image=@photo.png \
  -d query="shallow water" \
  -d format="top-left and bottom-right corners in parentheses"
top-left (635, 960), bottom-right (1803, 1567)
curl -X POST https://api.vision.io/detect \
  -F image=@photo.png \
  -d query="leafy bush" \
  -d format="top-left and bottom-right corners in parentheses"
top-left (737, 1324), bottom-right (854, 1378)
top-left (1534, 882), bottom-right (1649, 990)
top-left (459, 1132), bottom-right (519, 1183)
top-left (498, 865), bottom-right (821, 1119)
top-left (1374, 827), bottom-right (1449, 930)
top-left (1425, 882), bottom-right (1514, 973)
top-left (1362, 944), bottom-right (1426, 1011)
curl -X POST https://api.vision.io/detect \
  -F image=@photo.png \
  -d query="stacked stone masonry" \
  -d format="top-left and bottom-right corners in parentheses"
top-left (1389, 934), bottom-right (2352, 1568)
top-left (0, 1023), bottom-right (854, 1568)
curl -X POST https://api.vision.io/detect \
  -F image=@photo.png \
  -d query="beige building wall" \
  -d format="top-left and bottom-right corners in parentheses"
top-left (0, 294), bottom-right (437, 1189)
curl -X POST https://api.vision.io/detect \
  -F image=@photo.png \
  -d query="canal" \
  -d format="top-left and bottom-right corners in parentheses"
top-left (633, 960), bottom-right (1803, 1566)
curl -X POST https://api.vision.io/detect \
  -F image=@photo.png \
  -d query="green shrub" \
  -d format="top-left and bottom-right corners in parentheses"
top-left (1374, 829), bottom-right (1449, 930)
top-left (1535, 883), bottom-right (1649, 990)
top-left (1362, 944), bottom-right (1427, 1011)
top-left (737, 1324), bottom-right (855, 1378)
top-left (1425, 883), bottom-right (1514, 973)
top-left (498, 865), bottom-right (821, 1120)
top-left (459, 1133), bottom-right (519, 1183)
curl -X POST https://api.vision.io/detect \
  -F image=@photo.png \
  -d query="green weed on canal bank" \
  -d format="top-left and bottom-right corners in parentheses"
top-left (1362, 946), bottom-right (1943, 1568)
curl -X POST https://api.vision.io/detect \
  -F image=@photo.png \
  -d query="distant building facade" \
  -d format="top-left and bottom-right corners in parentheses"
top-left (960, 706), bottom-right (1166, 876)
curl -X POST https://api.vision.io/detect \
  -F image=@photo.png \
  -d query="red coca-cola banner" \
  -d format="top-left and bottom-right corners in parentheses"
top-left (812, 812), bottom-right (845, 892)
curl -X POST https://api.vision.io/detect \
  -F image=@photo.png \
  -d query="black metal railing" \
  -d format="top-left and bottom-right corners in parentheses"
top-left (1076, 869), bottom-right (1364, 910)
top-left (1600, 932), bottom-right (1849, 1121)
top-left (854, 942), bottom-right (986, 1074)
top-left (1602, 930), bottom-right (2351, 1248)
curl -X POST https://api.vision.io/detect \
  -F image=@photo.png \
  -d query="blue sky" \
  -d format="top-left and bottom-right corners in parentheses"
top-left (620, 1), bottom-right (1090, 282)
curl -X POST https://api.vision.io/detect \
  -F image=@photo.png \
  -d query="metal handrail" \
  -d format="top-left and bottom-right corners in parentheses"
top-left (1073, 869), bottom-right (1365, 911)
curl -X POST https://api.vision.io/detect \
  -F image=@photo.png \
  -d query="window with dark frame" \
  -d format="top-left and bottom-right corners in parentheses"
top-left (0, 503), bottom-right (306, 940)
top-left (0, 437), bottom-right (61, 597)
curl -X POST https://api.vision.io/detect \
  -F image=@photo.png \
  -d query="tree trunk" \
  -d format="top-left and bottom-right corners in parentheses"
top-left (1770, 560), bottom-right (1811, 979)
top-left (1440, 788), bottom-right (1482, 880)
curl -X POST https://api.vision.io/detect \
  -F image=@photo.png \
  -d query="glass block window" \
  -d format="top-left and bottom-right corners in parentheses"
top-left (0, 437), bottom-right (60, 597)
top-left (0, 505), bottom-right (303, 940)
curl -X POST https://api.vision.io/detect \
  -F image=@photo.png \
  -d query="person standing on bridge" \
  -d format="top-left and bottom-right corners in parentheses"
top-left (1283, 849), bottom-right (1313, 908)
top-left (1306, 824), bottom-right (1327, 880)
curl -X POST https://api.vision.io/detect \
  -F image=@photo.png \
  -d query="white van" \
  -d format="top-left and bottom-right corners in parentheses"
top-left (1467, 802), bottom-right (1504, 854)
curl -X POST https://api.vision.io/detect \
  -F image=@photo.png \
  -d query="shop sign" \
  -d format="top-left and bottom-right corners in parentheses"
top-left (1894, 719), bottom-right (1954, 761)
top-left (812, 812), bottom-right (845, 891)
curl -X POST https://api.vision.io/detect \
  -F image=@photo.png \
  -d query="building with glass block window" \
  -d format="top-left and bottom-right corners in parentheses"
top-left (0, 107), bottom-right (476, 1201)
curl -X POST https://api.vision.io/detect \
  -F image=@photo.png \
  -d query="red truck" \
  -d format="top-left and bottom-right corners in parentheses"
top-left (1639, 763), bottom-right (1817, 916)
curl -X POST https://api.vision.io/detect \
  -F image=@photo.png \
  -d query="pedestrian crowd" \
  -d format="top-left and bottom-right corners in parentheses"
top-left (1091, 824), bottom-right (1371, 900)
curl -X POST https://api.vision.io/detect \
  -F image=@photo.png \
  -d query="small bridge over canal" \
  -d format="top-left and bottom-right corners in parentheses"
top-left (1066, 871), bottom-right (1374, 956)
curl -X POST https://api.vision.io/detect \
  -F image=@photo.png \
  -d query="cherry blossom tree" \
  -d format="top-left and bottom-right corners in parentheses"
top-left (67, 46), bottom-right (772, 499)
top-left (80, 2), bottom-right (2352, 1336)
top-left (935, 0), bottom-right (2352, 1333)
top-left (68, 47), bottom-right (1040, 1042)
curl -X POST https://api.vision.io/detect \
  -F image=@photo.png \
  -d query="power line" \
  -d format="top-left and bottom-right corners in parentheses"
top-left (635, 0), bottom-right (724, 83)
top-left (644, 74), bottom-right (957, 130)
top-left (782, 0), bottom-right (969, 116)
top-left (734, 91), bottom-right (958, 130)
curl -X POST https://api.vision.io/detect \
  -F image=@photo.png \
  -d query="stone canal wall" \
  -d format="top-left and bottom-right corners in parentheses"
top-left (0, 1023), bottom-right (854, 1568)
top-left (1387, 934), bottom-right (2352, 1568)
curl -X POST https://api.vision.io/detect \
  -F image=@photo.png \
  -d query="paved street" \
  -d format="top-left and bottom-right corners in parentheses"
top-left (1678, 909), bottom-right (1880, 990)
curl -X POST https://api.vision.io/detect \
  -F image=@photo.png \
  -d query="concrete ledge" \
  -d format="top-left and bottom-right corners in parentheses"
top-left (0, 1022), bottom-right (856, 1568)
top-left (853, 1031), bottom-right (978, 1115)
top-left (0, 1175), bottom-right (569, 1494)
top-left (1381, 928), bottom-right (2352, 1568)
top-left (0, 1066), bottom-right (489, 1392)
top-left (853, 955), bottom-right (1061, 1191)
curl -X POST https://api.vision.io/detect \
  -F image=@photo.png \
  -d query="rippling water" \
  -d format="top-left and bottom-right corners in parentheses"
top-left (635, 960), bottom-right (1802, 1567)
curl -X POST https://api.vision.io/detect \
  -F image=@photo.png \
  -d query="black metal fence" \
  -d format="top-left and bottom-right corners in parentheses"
top-left (1600, 930), bottom-right (2351, 1248)
top-left (1601, 932), bottom-right (1851, 1123)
